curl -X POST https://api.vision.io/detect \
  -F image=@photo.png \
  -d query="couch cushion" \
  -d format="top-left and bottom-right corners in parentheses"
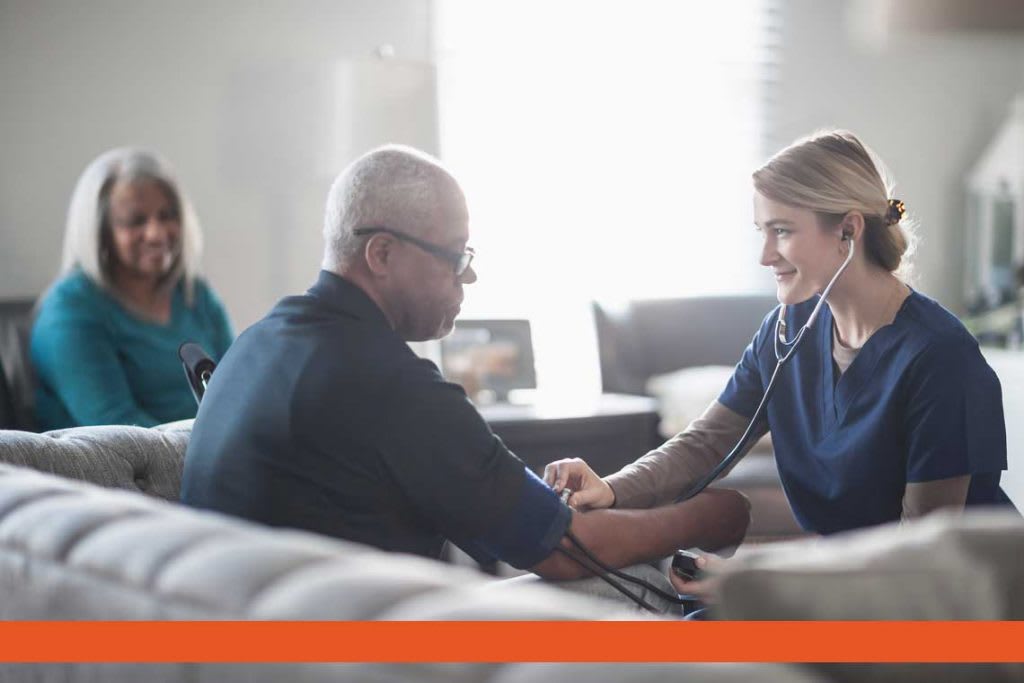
top-left (718, 508), bottom-right (1024, 621)
top-left (646, 366), bottom-right (773, 454)
top-left (0, 663), bottom-right (828, 683)
top-left (0, 463), bottom-right (606, 622)
top-left (717, 510), bottom-right (1024, 682)
top-left (0, 464), bottom-right (833, 682)
top-left (0, 423), bottom-right (190, 500)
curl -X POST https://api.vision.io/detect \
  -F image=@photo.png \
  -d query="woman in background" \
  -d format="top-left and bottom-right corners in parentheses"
top-left (543, 130), bottom-right (1013, 598)
top-left (31, 148), bottom-right (233, 429)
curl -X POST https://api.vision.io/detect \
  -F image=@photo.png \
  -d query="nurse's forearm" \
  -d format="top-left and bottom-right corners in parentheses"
top-left (605, 400), bottom-right (766, 508)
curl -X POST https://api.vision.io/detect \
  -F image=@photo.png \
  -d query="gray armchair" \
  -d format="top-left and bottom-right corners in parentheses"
top-left (0, 297), bottom-right (36, 431)
top-left (593, 295), bottom-right (776, 396)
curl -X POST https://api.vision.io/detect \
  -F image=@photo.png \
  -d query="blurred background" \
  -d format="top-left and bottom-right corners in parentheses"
top-left (2, 0), bottom-right (1023, 398)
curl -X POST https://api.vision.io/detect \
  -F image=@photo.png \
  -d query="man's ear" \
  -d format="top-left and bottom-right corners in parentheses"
top-left (363, 234), bottom-right (392, 277)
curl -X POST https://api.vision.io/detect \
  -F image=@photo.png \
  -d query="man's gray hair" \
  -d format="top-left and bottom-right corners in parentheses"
top-left (61, 147), bottom-right (204, 303)
top-left (322, 144), bottom-right (458, 272)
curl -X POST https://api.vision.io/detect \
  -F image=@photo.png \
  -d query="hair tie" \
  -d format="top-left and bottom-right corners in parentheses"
top-left (885, 199), bottom-right (905, 226)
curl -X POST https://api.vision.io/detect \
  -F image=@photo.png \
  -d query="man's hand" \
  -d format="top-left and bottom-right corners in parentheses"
top-left (669, 552), bottom-right (725, 604)
top-left (543, 457), bottom-right (615, 510)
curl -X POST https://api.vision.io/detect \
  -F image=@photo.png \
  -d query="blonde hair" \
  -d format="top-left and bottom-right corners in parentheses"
top-left (753, 130), bottom-right (915, 280)
top-left (61, 148), bottom-right (203, 302)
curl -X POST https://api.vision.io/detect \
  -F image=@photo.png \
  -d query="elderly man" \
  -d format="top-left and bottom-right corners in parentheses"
top-left (181, 145), bottom-right (748, 584)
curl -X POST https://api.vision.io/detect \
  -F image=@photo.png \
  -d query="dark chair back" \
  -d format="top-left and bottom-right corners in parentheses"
top-left (0, 299), bottom-right (37, 430)
top-left (593, 295), bottom-right (778, 395)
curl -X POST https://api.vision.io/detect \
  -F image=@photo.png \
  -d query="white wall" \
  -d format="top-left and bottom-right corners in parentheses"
top-left (983, 349), bottom-right (1024, 508)
top-left (4, 0), bottom-right (1024, 322)
top-left (0, 0), bottom-right (433, 328)
top-left (770, 0), bottom-right (1024, 311)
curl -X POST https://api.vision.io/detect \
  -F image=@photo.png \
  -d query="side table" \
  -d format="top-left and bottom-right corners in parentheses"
top-left (479, 393), bottom-right (661, 476)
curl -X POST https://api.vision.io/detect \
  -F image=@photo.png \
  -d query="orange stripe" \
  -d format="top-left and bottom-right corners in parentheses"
top-left (0, 622), bottom-right (1022, 663)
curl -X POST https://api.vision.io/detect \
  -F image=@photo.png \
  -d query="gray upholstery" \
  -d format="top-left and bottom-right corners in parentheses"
top-left (719, 509), bottom-right (1024, 621)
top-left (0, 420), bottom-right (1014, 680)
top-left (717, 510), bottom-right (1024, 683)
top-left (0, 422), bottom-right (190, 501)
top-left (0, 463), bottom-right (825, 683)
top-left (0, 663), bottom-right (824, 683)
top-left (0, 463), bottom-right (602, 621)
top-left (593, 295), bottom-right (777, 395)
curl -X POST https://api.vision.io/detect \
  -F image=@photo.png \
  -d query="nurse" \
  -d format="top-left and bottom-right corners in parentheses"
top-left (544, 130), bottom-right (1013, 577)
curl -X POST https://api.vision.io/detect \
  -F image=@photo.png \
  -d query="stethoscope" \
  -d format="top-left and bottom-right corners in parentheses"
top-left (555, 235), bottom-right (858, 615)
top-left (674, 234), bottom-right (856, 503)
top-left (556, 236), bottom-right (857, 615)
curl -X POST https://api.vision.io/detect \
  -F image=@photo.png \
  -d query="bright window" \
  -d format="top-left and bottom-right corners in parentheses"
top-left (435, 0), bottom-right (774, 398)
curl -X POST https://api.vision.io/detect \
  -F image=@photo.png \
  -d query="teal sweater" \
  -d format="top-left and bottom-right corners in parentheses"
top-left (31, 270), bottom-right (233, 430)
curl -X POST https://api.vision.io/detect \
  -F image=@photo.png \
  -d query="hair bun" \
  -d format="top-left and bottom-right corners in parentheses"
top-left (886, 199), bottom-right (905, 226)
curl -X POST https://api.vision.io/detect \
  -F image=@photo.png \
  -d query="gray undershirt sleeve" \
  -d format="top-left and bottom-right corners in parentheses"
top-left (902, 476), bottom-right (971, 521)
top-left (603, 399), bottom-right (768, 509)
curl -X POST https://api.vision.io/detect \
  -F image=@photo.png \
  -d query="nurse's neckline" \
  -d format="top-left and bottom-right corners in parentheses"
top-left (831, 282), bottom-right (913, 350)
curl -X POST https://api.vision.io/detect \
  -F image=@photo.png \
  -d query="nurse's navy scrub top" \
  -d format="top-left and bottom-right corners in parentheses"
top-left (719, 290), bottom-right (1013, 535)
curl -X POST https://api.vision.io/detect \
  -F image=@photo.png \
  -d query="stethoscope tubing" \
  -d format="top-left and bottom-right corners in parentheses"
top-left (674, 238), bottom-right (856, 503)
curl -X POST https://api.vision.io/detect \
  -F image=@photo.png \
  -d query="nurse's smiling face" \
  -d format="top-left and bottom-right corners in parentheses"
top-left (754, 191), bottom-right (846, 305)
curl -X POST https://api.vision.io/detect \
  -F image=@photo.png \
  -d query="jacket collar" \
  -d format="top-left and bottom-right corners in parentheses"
top-left (308, 270), bottom-right (393, 329)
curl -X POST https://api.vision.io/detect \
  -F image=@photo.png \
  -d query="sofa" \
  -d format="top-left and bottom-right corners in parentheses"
top-left (0, 421), bottom-right (842, 683)
top-left (593, 295), bottom-right (803, 540)
top-left (3, 421), bottom-right (1024, 683)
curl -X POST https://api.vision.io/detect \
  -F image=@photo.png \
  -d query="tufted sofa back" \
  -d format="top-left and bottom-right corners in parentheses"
top-left (0, 463), bottom-right (613, 621)
top-left (0, 421), bottom-right (190, 500)
top-left (0, 463), bottom-right (828, 683)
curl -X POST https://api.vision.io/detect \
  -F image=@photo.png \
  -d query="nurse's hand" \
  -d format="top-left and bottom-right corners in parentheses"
top-left (543, 457), bottom-right (615, 510)
top-left (669, 553), bottom-right (725, 604)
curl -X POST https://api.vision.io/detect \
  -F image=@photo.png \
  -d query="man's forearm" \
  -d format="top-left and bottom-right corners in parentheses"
top-left (531, 488), bottom-right (750, 580)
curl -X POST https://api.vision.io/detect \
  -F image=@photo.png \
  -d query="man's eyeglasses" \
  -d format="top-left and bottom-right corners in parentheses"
top-left (353, 226), bottom-right (475, 276)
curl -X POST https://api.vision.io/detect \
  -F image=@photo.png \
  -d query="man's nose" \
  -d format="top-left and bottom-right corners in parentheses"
top-left (459, 264), bottom-right (477, 285)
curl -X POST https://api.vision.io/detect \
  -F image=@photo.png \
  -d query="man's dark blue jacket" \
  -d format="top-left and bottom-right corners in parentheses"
top-left (181, 270), bottom-right (568, 567)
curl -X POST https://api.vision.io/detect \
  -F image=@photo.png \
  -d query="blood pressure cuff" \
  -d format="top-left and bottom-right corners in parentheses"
top-left (453, 467), bottom-right (572, 569)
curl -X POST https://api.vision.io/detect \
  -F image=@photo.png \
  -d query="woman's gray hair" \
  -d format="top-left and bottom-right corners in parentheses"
top-left (322, 144), bottom-right (458, 271)
top-left (61, 147), bottom-right (203, 302)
